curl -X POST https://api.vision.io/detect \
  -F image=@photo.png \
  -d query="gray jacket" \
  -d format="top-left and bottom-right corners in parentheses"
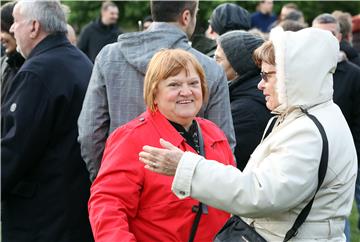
top-left (78, 22), bottom-right (235, 181)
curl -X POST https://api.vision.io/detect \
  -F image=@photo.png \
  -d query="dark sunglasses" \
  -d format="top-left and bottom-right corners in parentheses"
top-left (260, 71), bottom-right (276, 82)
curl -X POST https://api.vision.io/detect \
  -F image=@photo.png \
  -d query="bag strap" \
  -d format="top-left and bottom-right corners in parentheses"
top-left (263, 116), bottom-right (278, 140)
top-left (283, 108), bottom-right (329, 241)
top-left (188, 121), bottom-right (206, 242)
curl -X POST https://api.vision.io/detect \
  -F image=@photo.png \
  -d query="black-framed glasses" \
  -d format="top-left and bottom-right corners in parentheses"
top-left (260, 71), bottom-right (276, 82)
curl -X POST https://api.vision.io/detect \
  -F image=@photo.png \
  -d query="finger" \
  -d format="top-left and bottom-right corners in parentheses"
top-left (142, 145), bottom-right (166, 156)
top-left (139, 156), bottom-right (152, 166)
top-left (139, 157), bottom-right (160, 169)
top-left (144, 164), bottom-right (158, 172)
top-left (159, 138), bottom-right (181, 151)
top-left (139, 151), bottom-right (153, 160)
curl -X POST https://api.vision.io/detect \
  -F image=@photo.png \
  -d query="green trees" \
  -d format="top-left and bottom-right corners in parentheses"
top-left (58, 1), bottom-right (360, 33)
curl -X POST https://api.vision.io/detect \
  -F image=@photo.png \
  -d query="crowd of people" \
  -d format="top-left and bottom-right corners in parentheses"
top-left (1, 0), bottom-right (359, 241)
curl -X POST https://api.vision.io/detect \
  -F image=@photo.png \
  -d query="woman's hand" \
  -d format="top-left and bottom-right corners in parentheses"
top-left (139, 138), bottom-right (184, 176)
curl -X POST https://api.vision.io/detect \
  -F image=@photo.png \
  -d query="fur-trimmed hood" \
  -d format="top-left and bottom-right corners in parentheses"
top-left (269, 27), bottom-right (339, 114)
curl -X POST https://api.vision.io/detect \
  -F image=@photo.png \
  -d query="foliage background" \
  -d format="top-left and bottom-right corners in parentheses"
top-left (61, 1), bottom-right (360, 33)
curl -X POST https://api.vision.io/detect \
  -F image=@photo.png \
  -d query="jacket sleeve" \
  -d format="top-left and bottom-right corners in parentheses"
top-left (78, 57), bottom-right (109, 181)
top-left (1, 72), bottom-right (51, 197)
top-left (88, 127), bottom-right (143, 242)
top-left (172, 124), bottom-right (321, 217)
top-left (205, 66), bottom-right (236, 150)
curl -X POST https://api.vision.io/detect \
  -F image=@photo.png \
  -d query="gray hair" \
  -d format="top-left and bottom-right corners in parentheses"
top-left (312, 13), bottom-right (340, 33)
top-left (18, 0), bottom-right (67, 34)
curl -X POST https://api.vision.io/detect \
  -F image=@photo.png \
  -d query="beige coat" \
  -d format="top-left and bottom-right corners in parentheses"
top-left (171, 28), bottom-right (357, 241)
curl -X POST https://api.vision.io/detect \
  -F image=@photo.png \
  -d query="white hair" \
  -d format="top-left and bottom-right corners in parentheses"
top-left (18, 0), bottom-right (67, 34)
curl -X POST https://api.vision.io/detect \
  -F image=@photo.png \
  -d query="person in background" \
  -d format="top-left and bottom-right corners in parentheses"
top-left (77, 1), bottom-right (122, 62)
top-left (140, 27), bottom-right (357, 241)
top-left (192, 3), bottom-right (251, 58)
top-left (332, 10), bottom-right (360, 66)
top-left (278, 19), bottom-right (307, 32)
top-left (352, 14), bottom-right (360, 53)
top-left (66, 24), bottom-right (77, 45)
top-left (78, 0), bottom-right (235, 182)
top-left (0, 2), bottom-right (25, 104)
top-left (142, 15), bottom-right (153, 31)
top-left (279, 3), bottom-right (298, 22)
top-left (214, 30), bottom-right (271, 170)
top-left (270, 3), bottom-right (306, 31)
top-left (250, 0), bottom-right (277, 33)
top-left (1, 0), bottom-right (94, 241)
top-left (206, 3), bottom-right (251, 40)
top-left (88, 49), bottom-right (234, 241)
top-left (313, 13), bottom-right (360, 242)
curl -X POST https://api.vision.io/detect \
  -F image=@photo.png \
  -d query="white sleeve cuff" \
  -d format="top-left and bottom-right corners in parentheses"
top-left (171, 151), bottom-right (203, 199)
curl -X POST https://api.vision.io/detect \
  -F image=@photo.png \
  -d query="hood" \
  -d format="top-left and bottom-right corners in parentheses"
top-left (269, 27), bottom-right (339, 114)
top-left (116, 22), bottom-right (191, 75)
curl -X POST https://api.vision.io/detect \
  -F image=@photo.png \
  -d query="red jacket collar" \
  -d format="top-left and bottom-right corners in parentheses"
top-left (145, 109), bottom-right (185, 148)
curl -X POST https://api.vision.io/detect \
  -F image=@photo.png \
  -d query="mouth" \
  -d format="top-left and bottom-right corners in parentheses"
top-left (176, 100), bottom-right (193, 104)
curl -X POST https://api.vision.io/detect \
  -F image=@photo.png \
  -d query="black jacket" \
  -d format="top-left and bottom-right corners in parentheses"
top-left (229, 72), bottom-right (272, 170)
top-left (333, 60), bottom-right (360, 162)
top-left (1, 34), bottom-right (94, 242)
top-left (1, 51), bottom-right (25, 105)
top-left (340, 40), bottom-right (360, 67)
top-left (77, 18), bottom-right (122, 62)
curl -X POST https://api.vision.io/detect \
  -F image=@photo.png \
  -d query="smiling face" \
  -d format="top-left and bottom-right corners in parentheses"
top-left (257, 62), bottom-right (279, 111)
top-left (154, 64), bottom-right (203, 130)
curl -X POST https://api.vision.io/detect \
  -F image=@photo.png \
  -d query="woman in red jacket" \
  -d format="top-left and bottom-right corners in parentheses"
top-left (88, 49), bottom-right (234, 242)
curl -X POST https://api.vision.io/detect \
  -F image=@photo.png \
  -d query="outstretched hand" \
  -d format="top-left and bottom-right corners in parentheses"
top-left (139, 138), bottom-right (184, 176)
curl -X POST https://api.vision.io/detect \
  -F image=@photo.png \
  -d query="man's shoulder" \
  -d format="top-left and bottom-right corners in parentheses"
top-left (336, 60), bottom-right (360, 76)
top-left (188, 47), bottom-right (222, 73)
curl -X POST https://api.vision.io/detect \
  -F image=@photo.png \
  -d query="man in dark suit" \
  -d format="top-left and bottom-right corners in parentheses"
top-left (1, 1), bottom-right (94, 241)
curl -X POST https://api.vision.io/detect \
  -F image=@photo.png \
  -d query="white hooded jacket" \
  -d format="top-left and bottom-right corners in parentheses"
top-left (171, 28), bottom-right (357, 241)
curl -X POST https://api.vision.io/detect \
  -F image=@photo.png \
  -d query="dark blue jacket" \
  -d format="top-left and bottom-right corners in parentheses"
top-left (1, 33), bottom-right (94, 242)
top-left (250, 12), bottom-right (277, 32)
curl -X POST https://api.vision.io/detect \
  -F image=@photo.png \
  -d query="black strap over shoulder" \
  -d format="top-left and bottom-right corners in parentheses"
top-left (283, 108), bottom-right (329, 241)
top-left (188, 121), bottom-right (206, 242)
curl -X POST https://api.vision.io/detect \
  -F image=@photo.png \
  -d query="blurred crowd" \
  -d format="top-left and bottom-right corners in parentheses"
top-left (1, 0), bottom-right (359, 242)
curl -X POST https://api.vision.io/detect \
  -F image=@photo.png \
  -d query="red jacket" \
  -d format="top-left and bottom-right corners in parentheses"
top-left (89, 110), bottom-right (235, 242)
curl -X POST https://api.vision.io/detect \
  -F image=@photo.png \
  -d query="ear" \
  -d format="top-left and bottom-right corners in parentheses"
top-left (29, 20), bottom-right (41, 39)
top-left (179, 9), bottom-right (192, 27)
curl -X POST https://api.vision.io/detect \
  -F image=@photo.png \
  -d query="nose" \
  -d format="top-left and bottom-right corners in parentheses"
top-left (179, 85), bottom-right (192, 96)
top-left (257, 78), bottom-right (265, 91)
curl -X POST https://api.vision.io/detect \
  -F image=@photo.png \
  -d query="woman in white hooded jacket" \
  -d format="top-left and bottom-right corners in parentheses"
top-left (139, 27), bottom-right (357, 241)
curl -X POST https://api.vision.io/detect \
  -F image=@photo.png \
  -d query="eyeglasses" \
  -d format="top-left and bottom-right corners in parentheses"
top-left (260, 71), bottom-right (276, 82)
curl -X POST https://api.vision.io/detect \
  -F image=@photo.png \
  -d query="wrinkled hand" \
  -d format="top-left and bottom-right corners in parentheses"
top-left (139, 138), bottom-right (184, 176)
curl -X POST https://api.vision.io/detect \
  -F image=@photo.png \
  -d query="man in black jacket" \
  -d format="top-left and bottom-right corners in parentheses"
top-left (1, 1), bottom-right (94, 241)
top-left (77, 1), bottom-right (122, 62)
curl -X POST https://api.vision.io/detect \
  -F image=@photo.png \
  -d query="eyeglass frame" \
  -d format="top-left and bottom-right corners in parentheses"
top-left (260, 71), bottom-right (276, 82)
